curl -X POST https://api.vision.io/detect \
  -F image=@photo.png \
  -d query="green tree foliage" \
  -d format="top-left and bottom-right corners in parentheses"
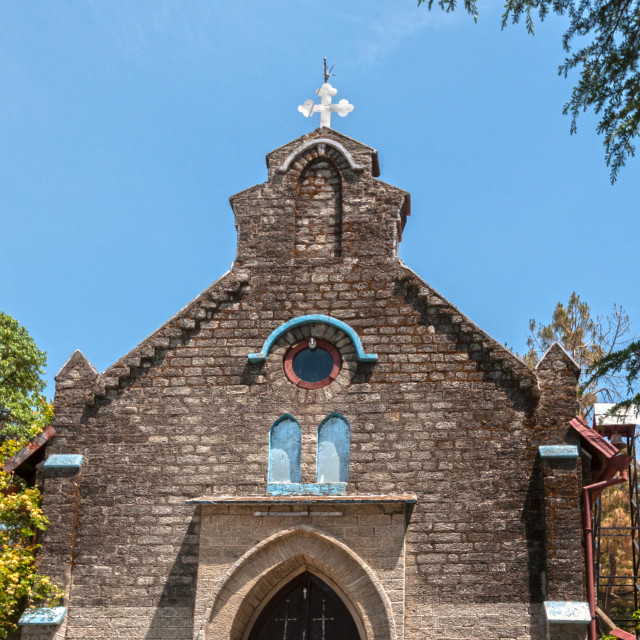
top-left (418, 0), bottom-right (640, 182)
top-left (0, 313), bottom-right (63, 638)
top-left (0, 313), bottom-right (49, 440)
top-left (524, 291), bottom-right (631, 416)
top-left (586, 339), bottom-right (640, 414)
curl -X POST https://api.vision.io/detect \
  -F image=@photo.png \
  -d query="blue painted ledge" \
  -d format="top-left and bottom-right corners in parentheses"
top-left (538, 445), bottom-right (579, 459)
top-left (267, 482), bottom-right (347, 496)
top-left (544, 601), bottom-right (591, 624)
top-left (19, 607), bottom-right (67, 626)
top-left (248, 315), bottom-right (377, 363)
top-left (43, 454), bottom-right (84, 470)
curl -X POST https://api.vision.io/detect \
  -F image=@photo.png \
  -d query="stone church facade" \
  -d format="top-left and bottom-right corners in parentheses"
top-left (18, 127), bottom-right (601, 639)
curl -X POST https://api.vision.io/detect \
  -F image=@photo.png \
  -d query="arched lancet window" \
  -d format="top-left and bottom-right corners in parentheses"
top-left (269, 415), bottom-right (301, 483)
top-left (316, 413), bottom-right (350, 483)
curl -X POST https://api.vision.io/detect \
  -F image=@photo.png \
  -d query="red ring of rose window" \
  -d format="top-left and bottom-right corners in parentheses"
top-left (283, 338), bottom-right (341, 390)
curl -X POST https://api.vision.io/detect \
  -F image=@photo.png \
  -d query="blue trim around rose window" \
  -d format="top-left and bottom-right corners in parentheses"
top-left (248, 315), bottom-right (377, 363)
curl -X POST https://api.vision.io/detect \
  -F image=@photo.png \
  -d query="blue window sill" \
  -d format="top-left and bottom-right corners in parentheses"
top-left (267, 482), bottom-right (346, 496)
top-left (19, 607), bottom-right (67, 626)
top-left (43, 454), bottom-right (84, 470)
top-left (538, 445), bottom-right (579, 459)
top-left (544, 601), bottom-right (591, 624)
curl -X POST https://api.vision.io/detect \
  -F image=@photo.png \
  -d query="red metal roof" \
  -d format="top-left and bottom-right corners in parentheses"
top-left (2, 425), bottom-right (56, 474)
top-left (570, 416), bottom-right (618, 460)
top-left (612, 628), bottom-right (636, 640)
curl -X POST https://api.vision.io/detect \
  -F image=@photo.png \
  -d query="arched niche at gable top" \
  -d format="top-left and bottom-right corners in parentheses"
top-left (203, 528), bottom-right (396, 640)
top-left (294, 153), bottom-right (343, 260)
top-left (276, 139), bottom-right (361, 185)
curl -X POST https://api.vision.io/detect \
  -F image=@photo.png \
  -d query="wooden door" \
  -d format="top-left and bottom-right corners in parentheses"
top-left (247, 571), bottom-right (360, 640)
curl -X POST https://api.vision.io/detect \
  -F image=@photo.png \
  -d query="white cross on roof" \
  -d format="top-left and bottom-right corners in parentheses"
top-left (298, 81), bottom-right (354, 129)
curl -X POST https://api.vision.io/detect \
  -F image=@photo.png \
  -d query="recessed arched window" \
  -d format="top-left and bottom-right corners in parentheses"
top-left (283, 338), bottom-right (341, 389)
top-left (268, 415), bottom-right (301, 483)
top-left (316, 413), bottom-right (350, 483)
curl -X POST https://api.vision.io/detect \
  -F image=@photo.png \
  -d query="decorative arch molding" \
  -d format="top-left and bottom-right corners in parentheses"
top-left (248, 314), bottom-right (377, 363)
top-left (202, 527), bottom-right (396, 640)
top-left (276, 138), bottom-right (364, 175)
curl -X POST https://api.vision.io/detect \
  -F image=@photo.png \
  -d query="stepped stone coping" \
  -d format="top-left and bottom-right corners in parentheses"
top-left (186, 494), bottom-right (417, 505)
top-left (43, 454), bottom-right (84, 470)
top-left (538, 445), bottom-right (580, 459)
top-left (544, 601), bottom-right (591, 624)
top-left (18, 607), bottom-right (67, 626)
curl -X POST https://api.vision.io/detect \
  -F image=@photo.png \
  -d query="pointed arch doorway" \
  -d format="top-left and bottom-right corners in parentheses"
top-left (247, 571), bottom-right (361, 640)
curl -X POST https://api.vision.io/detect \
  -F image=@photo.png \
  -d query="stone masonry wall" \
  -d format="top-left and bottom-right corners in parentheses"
top-left (30, 128), bottom-right (585, 640)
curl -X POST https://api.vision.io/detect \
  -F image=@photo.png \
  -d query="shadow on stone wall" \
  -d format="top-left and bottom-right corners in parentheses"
top-left (523, 455), bottom-right (547, 603)
top-left (394, 275), bottom-right (539, 417)
top-left (144, 512), bottom-right (200, 640)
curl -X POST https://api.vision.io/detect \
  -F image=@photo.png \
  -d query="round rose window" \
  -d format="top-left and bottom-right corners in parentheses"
top-left (283, 338), bottom-right (341, 389)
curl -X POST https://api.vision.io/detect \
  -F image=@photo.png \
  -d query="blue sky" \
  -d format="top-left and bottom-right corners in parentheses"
top-left (1, 1), bottom-right (638, 395)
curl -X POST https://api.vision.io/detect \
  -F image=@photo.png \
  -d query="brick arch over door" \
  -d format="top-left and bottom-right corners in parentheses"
top-left (202, 527), bottom-right (396, 640)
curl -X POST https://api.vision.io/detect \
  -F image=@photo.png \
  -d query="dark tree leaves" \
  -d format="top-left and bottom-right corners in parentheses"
top-left (419, 0), bottom-right (640, 182)
top-left (585, 339), bottom-right (640, 412)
